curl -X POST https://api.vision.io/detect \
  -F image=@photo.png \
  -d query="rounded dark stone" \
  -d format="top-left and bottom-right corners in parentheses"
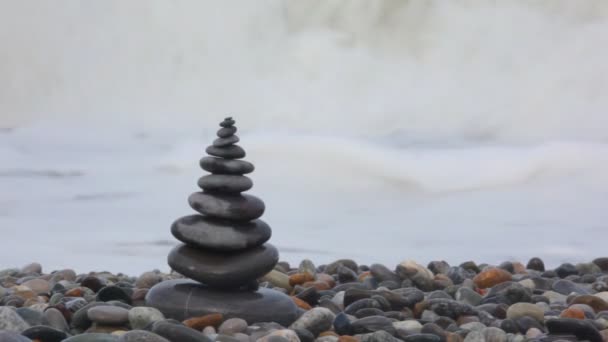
top-left (197, 175), bottom-right (252, 193)
top-left (199, 157), bottom-right (254, 175)
top-left (403, 334), bottom-right (441, 342)
top-left (220, 118), bottom-right (235, 128)
top-left (555, 263), bottom-right (578, 278)
top-left (526, 257), bottom-right (545, 272)
top-left (145, 279), bottom-right (298, 326)
top-left (206, 145), bottom-right (245, 159)
top-left (21, 325), bottom-right (68, 342)
top-left (217, 126), bottom-right (237, 138)
top-left (213, 135), bottom-right (239, 147)
top-left (96, 286), bottom-right (132, 305)
top-left (593, 257), bottom-right (608, 271)
top-left (351, 315), bottom-right (396, 335)
top-left (188, 192), bottom-right (265, 221)
top-left (80, 276), bottom-right (105, 293)
top-left (150, 320), bottom-right (211, 342)
top-left (167, 243), bottom-right (278, 288)
top-left (171, 215), bottom-right (271, 251)
top-left (0, 331), bottom-right (31, 342)
top-left (546, 318), bottom-right (602, 342)
top-left (370, 264), bottom-right (400, 283)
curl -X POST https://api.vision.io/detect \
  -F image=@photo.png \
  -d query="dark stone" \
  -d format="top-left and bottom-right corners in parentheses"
top-left (427, 299), bottom-right (477, 319)
top-left (295, 287), bottom-right (320, 306)
top-left (420, 323), bottom-right (446, 339)
top-left (213, 135), bottom-right (239, 147)
top-left (592, 257), bottom-right (608, 271)
top-left (119, 330), bottom-right (171, 342)
top-left (188, 192), bottom-right (265, 221)
top-left (500, 318), bottom-right (519, 334)
top-left (498, 262), bottom-right (515, 273)
top-left (324, 259), bottom-right (359, 275)
top-left (21, 325), bottom-right (68, 342)
top-left (96, 286), bottom-right (132, 305)
top-left (552, 279), bottom-right (591, 295)
top-left (197, 175), bottom-right (252, 193)
top-left (80, 276), bottom-right (105, 293)
top-left (151, 320), bottom-right (212, 342)
top-left (427, 261), bottom-right (450, 275)
top-left (333, 312), bottom-right (353, 335)
top-left (206, 145), bottom-right (245, 159)
top-left (546, 318), bottom-right (602, 342)
top-left (171, 215), bottom-right (271, 251)
top-left (370, 264), bottom-right (401, 283)
top-left (217, 126), bottom-right (237, 138)
top-left (482, 282), bottom-right (532, 305)
top-left (318, 298), bottom-right (341, 314)
top-left (459, 261), bottom-right (481, 274)
top-left (351, 315), bottom-right (396, 335)
top-left (362, 330), bottom-right (402, 342)
top-left (527, 257), bottom-right (545, 272)
top-left (199, 157), bottom-right (254, 175)
top-left (447, 267), bottom-right (474, 285)
top-left (345, 298), bottom-right (382, 315)
top-left (355, 308), bottom-right (385, 318)
top-left (293, 328), bottom-right (315, 342)
top-left (403, 334), bottom-right (442, 342)
top-left (337, 265), bottom-right (358, 283)
top-left (63, 334), bottom-right (119, 341)
top-left (516, 316), bottom-right (545, 334)
top-left (220, 118), bottom-right (235, 128)
top-left (167, 243), bottom-right (278, 288)
top-left (147, 279), bottom-right (298, 326)
top-left (555, 263), bottom-right (578, 278)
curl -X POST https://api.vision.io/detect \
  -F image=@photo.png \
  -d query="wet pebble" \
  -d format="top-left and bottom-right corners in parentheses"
top-left (87, 305), bottom-right (130, 325)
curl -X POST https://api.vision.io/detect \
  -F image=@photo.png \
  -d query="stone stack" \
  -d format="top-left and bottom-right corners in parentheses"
top-left (146, 118), bottom-right (298, 326)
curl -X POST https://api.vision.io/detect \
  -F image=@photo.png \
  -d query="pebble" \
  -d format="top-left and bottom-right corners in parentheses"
top-left (183, 313), bottom-right (224, 330)
top-left (218, 318), bottom-right (248, 335)
top-left (21, 278), bottom-right (50, 293)
top-left (88, 305), bottom-right (130, 325)
top-left (151, 320), bottom-right (212, 342)
top-left (351, 315), bottom-right (396, 335)
top-left (546, 318), bottom-right (603, 342)
top-left (257, 329), bottom-right (300, 342)
top-left (21, 325), bottom-right (69, 342)
top-left (97, 286), bottom-right (132, 304)
top-left (63, 333), bottom-right (120, 341)
top-left (505, 302), bottom-right (544, 323)
top-left (404, 333), bottom-right (442, 342)
top-left (289, 307), bottom-right (335, 336)
top-left (455, 287), bottom-right (482, 306)
top-left (0, 331), bottom-right (32, 342)
top-left (0, 306), bottom-right (30, 332)
top-left (128, 306), bottom-right (165, 330)
top-left (118, 330), bottom-right (171, 342)
top-left (473, 268), bottom-right (512, 289)
top-left (205, 145), bottom-right (246, 159)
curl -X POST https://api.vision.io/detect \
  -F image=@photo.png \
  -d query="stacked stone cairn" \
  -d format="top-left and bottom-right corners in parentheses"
top-left (146, 117), bottom-right (298, 326)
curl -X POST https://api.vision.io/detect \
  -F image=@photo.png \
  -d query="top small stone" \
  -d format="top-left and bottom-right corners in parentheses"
top-left (220, 117), bottom-right (236, 128)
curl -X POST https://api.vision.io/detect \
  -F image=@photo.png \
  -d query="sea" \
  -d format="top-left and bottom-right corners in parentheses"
top-left (1, 1), bottom-right (607, 275)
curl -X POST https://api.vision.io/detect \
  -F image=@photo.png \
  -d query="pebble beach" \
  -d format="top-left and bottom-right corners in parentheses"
top-left (2, 257), bottom-right (608, 342)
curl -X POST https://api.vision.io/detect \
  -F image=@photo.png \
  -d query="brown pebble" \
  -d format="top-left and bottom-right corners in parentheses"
top-left (358, 271), bottom-right (371, 282)
top-left (446, 332), bottom-right (463, 342)
top-left (64, 288), bottom-right (85, 297)
top-left (183, 313), bottom-right (224, 330)
top-left (512, 262), bottom-right (527, 274)
top-left (291, 296), bottom-right (312, 310)
top-left (473, 268), bottom-right (512, 289)
top-left (22, 279), bottom-right (50, 294)
top-left (319, 331), bottom-right (339, 337)
top-left (413, 300), bottom-right (428, 318)
top-left (12, 286), bottom-right (37, 300)
top-left (569, 295), bottom-right (608, 313)
top-left (289, 273), bottom-right (315, 286)
top-left (560, 307), bottom-right (585, 319)
top-left (302, 281), bottom-right (331, 291)
top-left (338, 336), bottom-right (358, 342)
top-left (457, 315), bottom-right (480, 325)
top-left (316, 273), bottom-right (336, 287)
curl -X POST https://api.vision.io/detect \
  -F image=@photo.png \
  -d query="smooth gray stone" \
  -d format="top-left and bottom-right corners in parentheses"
top-left (200, 157), bottom-right (254, 175)
top-left (0, 306), bottom-right (30, 332)
top-left (206, 145), bottom-right (245, 159)
top-left (167, 243), bottom-right (278, 287)
top-left (145, 279), bottom-right (298, 326)
top-left (87, 305), bottom-right (129, 325)
top-left (217, 126), bottom-right (237, 138)
top-left (213, 135), bottom-right (239, 147)
top-left (43, 307), bottom-right (70, 332)
top-left (197, 175), bottom-right (252, 193)
top-left (220, 118), bottom-right (235, 127)
top-left (63, 333), bottom-right (119, 341)
top-left (188, 192), bottom-right (265, 221)
top-left (118, 330), bottom-right (170, 342)
top-left (171, 215), bottom-right (271, 251)
top-left (15, 307), bottom-right (43, 327)
top-left (0, 331), bottom-right (31, 342)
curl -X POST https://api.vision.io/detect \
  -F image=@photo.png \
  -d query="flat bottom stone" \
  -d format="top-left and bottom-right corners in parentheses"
top-left (145, 279), bottom-right (299, 326)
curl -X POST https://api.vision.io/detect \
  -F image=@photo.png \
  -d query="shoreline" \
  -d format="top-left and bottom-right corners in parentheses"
top-left (1, 257), bottom-right (608, 341)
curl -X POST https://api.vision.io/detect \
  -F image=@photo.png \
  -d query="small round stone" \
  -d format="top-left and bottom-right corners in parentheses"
top-left (87, 306), bottom-right (130, 325)
top-left (289, 307), bottom-right (335, 336)
top-left (198, 175), bottom-right (253, 193)
top-left (473, 268), bottom-right (512, 289)
top-left (220, 117), bottom-right (236, 127)
top-left (188, 192), bottom-right (265, 221)
top-left (0, 307), bottom-right (30, 333)
top-left (96, 286), bottom-right (132, 304)
top-left (200, 157), bottom-right (254, 175)
top-left (217, 126), bottom-right (237, 138)
top-left (128, 307), bottom-right (165, 330)
top-left (21, 325), bottom-right (68, 342)
top-left (213, 135), bottom-right (239, 147)
top-left (218, 318), bottom-right (248, 335)
top-left (171, 215), bottom-right (271, 251)
top-left (20, 262), bottom-right (42, 274)
top-left (526, 257), bottom-right (545, 272)
top-left (505, 302), bottom-right (544, 323)
top-left (206, 145), bottom-right (245, 159)
top-left (167, 243), bottom-right (278, 288)
top-left (118, 330), bottom-right (170, 342)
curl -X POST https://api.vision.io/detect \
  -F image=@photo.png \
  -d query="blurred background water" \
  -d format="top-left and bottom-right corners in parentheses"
top-left (1, 1), bottom-right (607, 274)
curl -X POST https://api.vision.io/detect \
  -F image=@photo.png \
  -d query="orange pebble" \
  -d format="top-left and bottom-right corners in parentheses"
top-left (302, 281), bottom-right (331, 291)
top-left (358, 271), bottom-right (371, 282)
top-left (473, 268), bottom-right (512, 289)
top-left (338, 336), bottom-right (358, 342)
top-left (183, 313), bottom-right (223, 330)
top-left (65, 288), bottom-right (84, 297)
top-left (560, 307), bottom-right (585, 320)
top-left (291, 296), bottom-right (312, 310)
top-left (289, 273), bottom-right (315, 286)
top-left (319, 331), bottom-right (339, 337)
